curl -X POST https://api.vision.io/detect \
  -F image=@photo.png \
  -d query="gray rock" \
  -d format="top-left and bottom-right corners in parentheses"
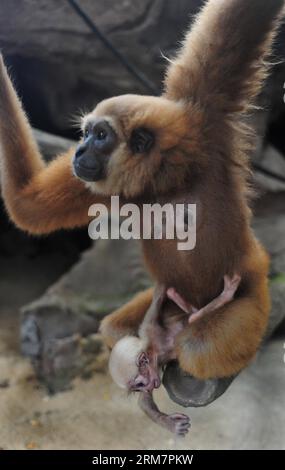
top-left (253, 145), bottom-right (285, 193)
top-left (21, 238), bottom-right (151, 392)
top-left (163, 365), bottom-right (235, 408)
top-left (33, 128), bottom-right (75, 161)
top-left (38, 333), bottom-right (109, 393)
top-left (0, 0), bottom-right (200, 134)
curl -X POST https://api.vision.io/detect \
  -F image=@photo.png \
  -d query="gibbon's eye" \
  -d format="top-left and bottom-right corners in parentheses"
top-left (130, 128), bottom-right (155, 154)
top-left (83, 124), bottom-right (108, 142)
top-left (83, 128), bottom-right (90, 140)
top-left (95, 127), bottom-right (108, 141)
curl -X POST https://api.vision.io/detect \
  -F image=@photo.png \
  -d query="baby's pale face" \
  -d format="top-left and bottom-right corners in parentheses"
top-left (108, 336), bottom-right (144, 389)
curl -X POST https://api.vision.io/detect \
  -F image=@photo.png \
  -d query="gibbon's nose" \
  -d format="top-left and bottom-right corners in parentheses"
top-left (134, 376), bottom-right (149, 390)
top-left (73, 120), bottom-right (117, 182)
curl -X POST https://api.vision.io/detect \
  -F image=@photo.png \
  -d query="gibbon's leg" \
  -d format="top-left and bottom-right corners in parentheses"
top-left (175, 279), bottom-right (271, 380)
top-left (187, 275), bottom-right (241, 325)
top-left (167, 274), bottom-right (241, 324)
top-left (0, 55), bottom-right (107, 234)
top-left (138, 285), bottom-right (166, 339)
top-left (100, 288), bottom-right (154, 349)
top-left (165, 0), bottom-right (284, 114)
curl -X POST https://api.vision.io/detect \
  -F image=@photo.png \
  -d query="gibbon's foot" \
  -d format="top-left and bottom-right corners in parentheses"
top-left (160, 413), bottom-right (191, 437)
top-left (221, 274), bottom-right (242, 303)
top-left (188, 274), bottom-right (242, 325)
top-left (166, 288), bottom-right (197, 315)
top-left (167, 274), bottom-right (241, 324)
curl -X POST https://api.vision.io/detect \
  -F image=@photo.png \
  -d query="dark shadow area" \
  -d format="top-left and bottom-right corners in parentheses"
top-left (0, 201), bottom-right (91, 312)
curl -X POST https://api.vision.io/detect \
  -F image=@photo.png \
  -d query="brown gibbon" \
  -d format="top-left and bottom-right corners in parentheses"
top-left (0, 0), bottom-right (284, 391)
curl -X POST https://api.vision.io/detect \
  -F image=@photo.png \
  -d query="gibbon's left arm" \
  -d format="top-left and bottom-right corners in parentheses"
top-left (0, 55), bottom-right (107, 235)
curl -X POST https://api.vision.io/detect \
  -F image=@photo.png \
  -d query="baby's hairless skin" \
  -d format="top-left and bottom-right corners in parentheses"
top-left (167, 274), bottom-right (242, 324)
top-left (109, 274), bottom-right (241, 436)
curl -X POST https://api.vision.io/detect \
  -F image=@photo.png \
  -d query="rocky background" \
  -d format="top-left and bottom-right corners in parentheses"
top-left (0, 0), bottom-right (284, 449)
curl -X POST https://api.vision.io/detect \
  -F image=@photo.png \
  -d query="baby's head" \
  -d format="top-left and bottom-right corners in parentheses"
top-left (109, 336), bottom-right (160, 392)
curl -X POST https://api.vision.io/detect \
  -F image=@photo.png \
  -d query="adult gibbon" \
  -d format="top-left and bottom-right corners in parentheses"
top-left (0, 0), bottom-right (284, 381)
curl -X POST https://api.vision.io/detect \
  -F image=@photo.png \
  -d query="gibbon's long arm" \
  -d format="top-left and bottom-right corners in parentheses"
top-left (0, 55), bottom-right (106, 235)
top-left (165, 0), bottom-right (284, 114)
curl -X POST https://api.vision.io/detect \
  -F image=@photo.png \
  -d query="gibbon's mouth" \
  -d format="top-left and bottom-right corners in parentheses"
top-left (73, 160), bottom-right (105, 182)
top-left (73, 122), bottom-right (116, 182)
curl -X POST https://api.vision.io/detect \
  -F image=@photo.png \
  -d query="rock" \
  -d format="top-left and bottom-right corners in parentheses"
top-left (0, 0), bottom-right (200, 135)
top-left (253, 145), bottom-right (285, 193)
top-left (32, 128), bottom-right (75, 161)
top-left (163, 365), bottom-right (235, 408)
top-left (21, 238), bottom-right (151, 392)
top-left (0, 128), bottom-right (74, 186)
top-left (38, 333), bottom-right (109, 393)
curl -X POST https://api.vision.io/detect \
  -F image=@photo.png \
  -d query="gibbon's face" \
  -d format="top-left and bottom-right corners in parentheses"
top-left (73, 94), bottom-right (202, 199)
top-left (108, 336), bottom-right (161, 392)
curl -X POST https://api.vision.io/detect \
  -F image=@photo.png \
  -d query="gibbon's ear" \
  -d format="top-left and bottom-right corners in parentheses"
top-left (164, 0), bottom-right (284, 114)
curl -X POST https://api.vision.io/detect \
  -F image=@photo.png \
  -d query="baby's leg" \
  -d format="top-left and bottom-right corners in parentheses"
top-left (167, 274), bottom-right (241, 324)
top-left (100, 288), bottom-right (153, 348)
top-left (175, 283), bottom-right (270, 379)
top-left (188, 274), bottom-right (241, 324)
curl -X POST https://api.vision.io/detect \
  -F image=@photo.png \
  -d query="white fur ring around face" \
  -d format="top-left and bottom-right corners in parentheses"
top-left (109, 336), bottom-right (144, 389)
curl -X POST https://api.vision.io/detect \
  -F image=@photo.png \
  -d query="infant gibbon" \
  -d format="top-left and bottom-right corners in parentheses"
top-left (0, 0), bottom-right (284, 387)
top-left (109, 276), bottom-right (241, 435)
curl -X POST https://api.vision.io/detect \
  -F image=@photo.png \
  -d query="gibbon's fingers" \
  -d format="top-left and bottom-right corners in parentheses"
top-left (165, 0), bottom-right (284, 114)
top-left (0, 55), bottom-right (107, 234)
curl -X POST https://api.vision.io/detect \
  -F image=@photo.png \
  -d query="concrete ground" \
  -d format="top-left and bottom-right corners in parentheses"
top-left (0, 304), bottom-right (284, 450)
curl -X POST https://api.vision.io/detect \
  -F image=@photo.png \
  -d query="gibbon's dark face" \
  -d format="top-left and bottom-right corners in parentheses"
top-left (73, 94), bottom-right (203, 199)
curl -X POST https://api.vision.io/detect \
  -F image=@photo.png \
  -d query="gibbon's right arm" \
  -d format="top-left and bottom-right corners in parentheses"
top-left (0, 55), bottom-right (107, 235)
top-left (165, 0), bottom-right (284, 115)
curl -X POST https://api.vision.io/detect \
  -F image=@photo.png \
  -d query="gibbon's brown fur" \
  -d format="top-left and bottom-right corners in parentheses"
top-left (0, 0), bottom-right (284, 379)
